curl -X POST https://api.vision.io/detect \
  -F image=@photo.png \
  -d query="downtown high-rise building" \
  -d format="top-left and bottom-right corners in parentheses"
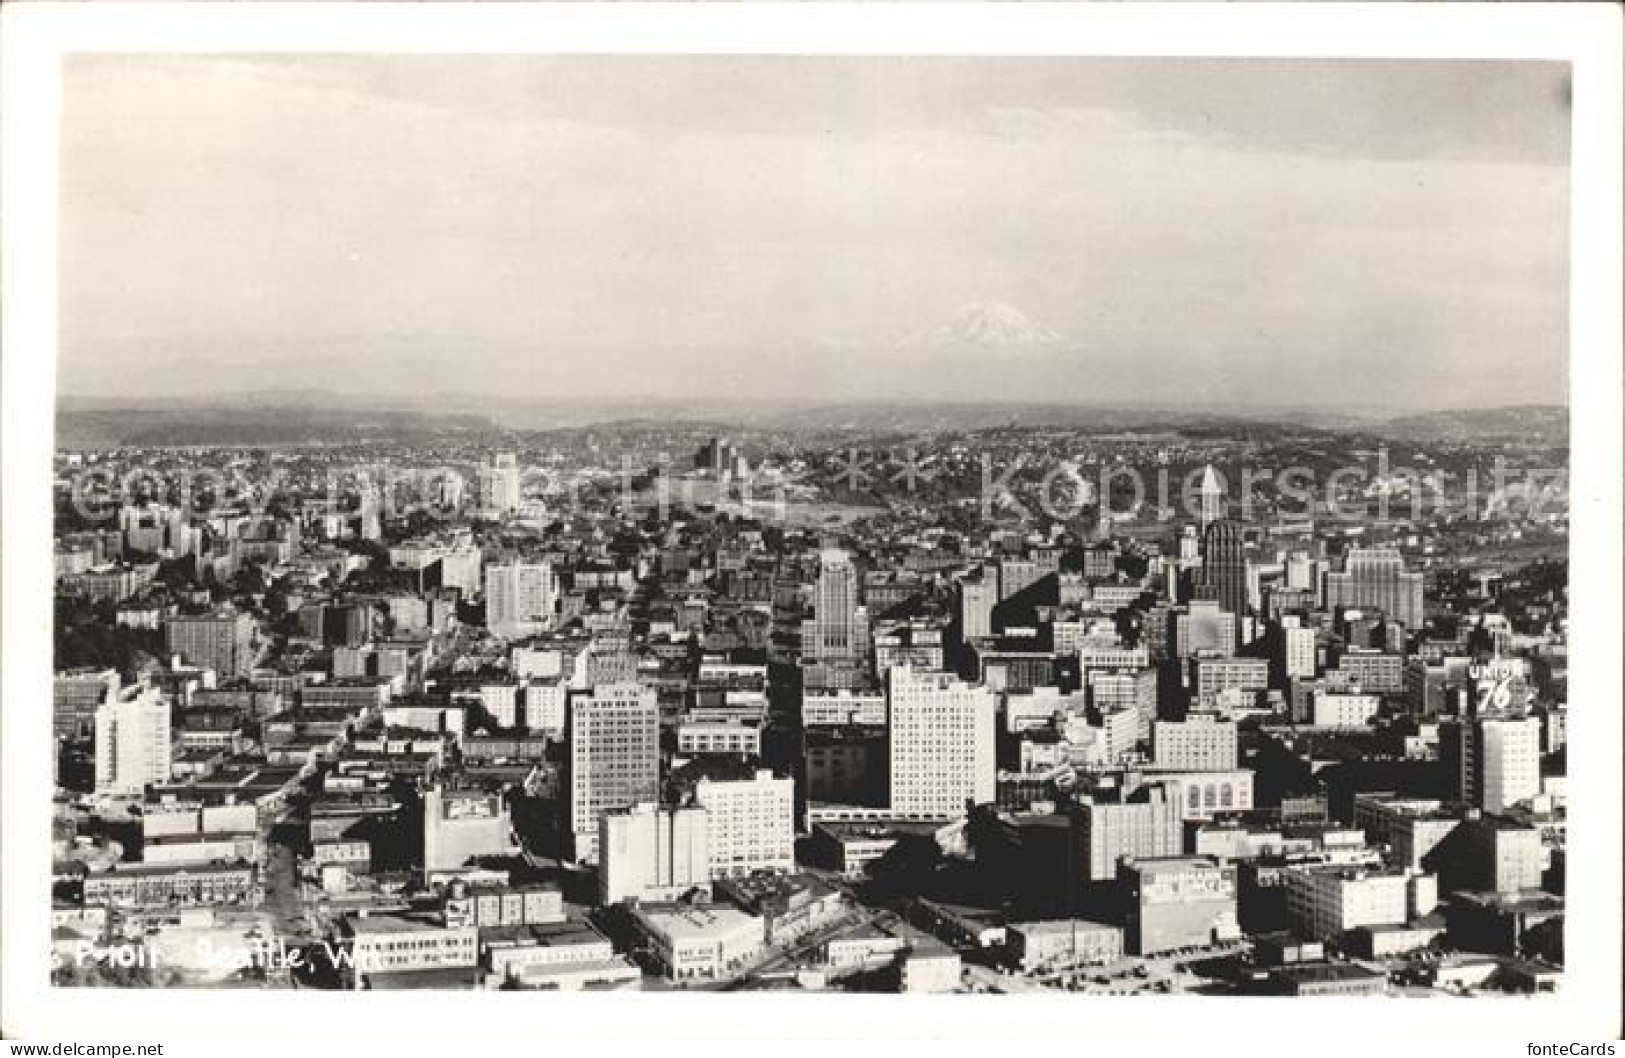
top-left (804, 548), bottom-right (870, 664)
top-left (886, 665), bottom-right (995, 818)
top-left (479, 452), bottom-right (522, 514)
top-left (568, 683), bottom-right (660, 864)
top-left (1440, 710), bottom-right (1543, 814)
top-left (692, 770), bottom-right (795, 879)
top-left (424, 785), bottom-right (514, 873)
top-left (1075, 784), bottom-right (1185, 881)
top-left (1153, 713), bottom-right (1239, 771)
top-left (485, 561), bottom-right (557, 639)
top-left (1173, 599), bottom-right (1237, 659)
top-left (1197, 464), bottom-right (1224, 531)
top-left (1279, 616), bottom-right (1318, 681)
top-left (94, 688), bottom-right (171, 795)
top-left (1200, 520), bottom-right (1248, 618)
top-left (118, 503), bottom-right (191, 558)
top-left (598, 803), bottom-right (711, 904)
top-left (164, 609), bottom-right (256, 678)
top-left (998, 557), bottom-right (1046, 602)
top-left (1323, 548), bottom-right (1425, 629)
top-left (958, 566), bottom-right (998, 641)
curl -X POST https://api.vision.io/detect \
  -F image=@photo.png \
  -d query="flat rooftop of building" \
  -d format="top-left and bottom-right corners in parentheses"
top-left (812, 819), bottom-right (948, 841)
top-left (1451, 889), bottom-right (1563, 913)
top-left (633, 904), bottom-right (760, 939)
top-left (1471, 814), bottom-right (1543, 832)
top-left (715, 872), bottom-right (836, 907)
top-left (144, 831), bottom-right (255, 845)
top-left (481, 921), bottom-right (605, 948)
top-left (511, 956), bottom-right (640, 981)
top-left (340, 912), bottom-right (458, 937)
top-left (309, 793), bottom-right (398, 814)
top-left (915, 899), bottom-right (1005, 924)
top-left (1269, 962), bottom-right (1386, 985)
top-left (1356, 915), bottom-right (1447, 936)
top-left (86, 860), bottom-right (255, 879)
top-left (461, 881), bottom-right (560, 898)
top-left (1008, 918), bottom-right (1120, 938)
top-left (1295, 864), bottom-right (1411, 881)
top-left (1122, 855), bottom-right (1223, 875)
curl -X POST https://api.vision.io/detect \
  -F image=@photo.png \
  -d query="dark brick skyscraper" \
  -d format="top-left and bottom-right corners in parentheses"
top-left (1201, 519), bottom-right (1248, 619)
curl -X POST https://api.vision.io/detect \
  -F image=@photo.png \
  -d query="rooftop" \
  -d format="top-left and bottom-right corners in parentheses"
top-left (1270, 962), bottom-right (1386, 985)
top-left (481, 921), bottom-right (605, 949)
top-left (1009, 918), bottom-right (1120, 938)
top-left (341, 912), bottom-right (460, 937)
top-left (633, 904), bottom-right (761, 940)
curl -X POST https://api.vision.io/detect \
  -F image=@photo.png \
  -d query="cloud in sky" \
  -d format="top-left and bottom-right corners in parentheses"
top-left (59, 55), bottom-right (1570, 408)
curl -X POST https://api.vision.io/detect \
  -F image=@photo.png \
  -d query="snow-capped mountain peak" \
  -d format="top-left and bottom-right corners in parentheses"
top-left (903, 300), bottom-right (1063, 350)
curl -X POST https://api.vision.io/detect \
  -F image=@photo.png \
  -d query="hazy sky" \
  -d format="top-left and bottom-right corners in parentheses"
top-left (59, 55), bottom-right (1570, 409)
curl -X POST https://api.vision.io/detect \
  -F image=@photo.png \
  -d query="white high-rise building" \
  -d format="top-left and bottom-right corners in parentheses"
top-left (1198, 464), bottom-right (1224, 531)
top-left (959, 569), bottom-right (998, 641)
top-left (485, 561), bottom-right (556, 639)
top-left (1323, 548), bottom-right (1425, 629)
top-left (692, 770), bottom-right (795, 879)
top-left (598, 803), bottom-right (710, 904)
top-left (1442, 711), bottom-right (1543, 814)
top-left (568, 684), bottom-right (660, 865)
top-left (94, 688), bottom-right (171, 795)
top-left (1282, 619), bottom-right (1318, 680)
top-left (1152, 713), bottom-right (1238, 772)
top-left (479, 452), bottom-right (521, 514)
top-left (522, 680), bottom-right (568, 737)
top-left (886, 665), bottom-right (995, 817)
top-left (1477, 715), bottom-right (1543, 813)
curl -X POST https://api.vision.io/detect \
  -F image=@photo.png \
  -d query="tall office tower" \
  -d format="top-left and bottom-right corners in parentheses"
top-left (1197, 464), bottom-right (1224, 531)
top-left (1280, 617), bottom-right (1318, 680)
top-left (1075, 785), bottom-right (1184, 881)
top-left (598, 803), bottom-right (711, 904)
top-left (998, 558), bottom-right (1044, 602)
top-left (424, 786), bottom-right (514, 872)
top-left (164, 609), bottom-right (256, 677)
top-left (886, 665), bottom-right (996, 818)
top-left (479, 452), bottom-right (522, 513)
top-left (567, 684), bottom-right (660, 864)
top-left (692, 770), bottom-right (796, 879)
top-left (1173, 600), bottom-right (1237, 659)
top-left (485, 561), bottom-right (557, 638)
top-left (54, 667), bottom-right (121, 740)
top-left (1322, 548), bottom-right (1425, 629)
top-left (94, 688), bottom-right (172, 795)
top-left (694, 436), bottom-right (750, 480)
top-left (434, 470), bottom-right (466, 512)
top-left (1440, 711), bottom-right (1543, 813)
top-left (959, 568), bottom-right (998, 641)
top-left (358, 486), bottom-right (383, 542)
top-left (118, 503), bottom-right (190, 557)
top-left (804, 548), bottom-right (869, 664)
top-left (1200, 520), bottom-right (1248, 617)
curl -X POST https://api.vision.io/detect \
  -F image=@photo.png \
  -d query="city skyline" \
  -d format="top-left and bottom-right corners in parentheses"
top-left (60, 55), bottom-right (1569, 409)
